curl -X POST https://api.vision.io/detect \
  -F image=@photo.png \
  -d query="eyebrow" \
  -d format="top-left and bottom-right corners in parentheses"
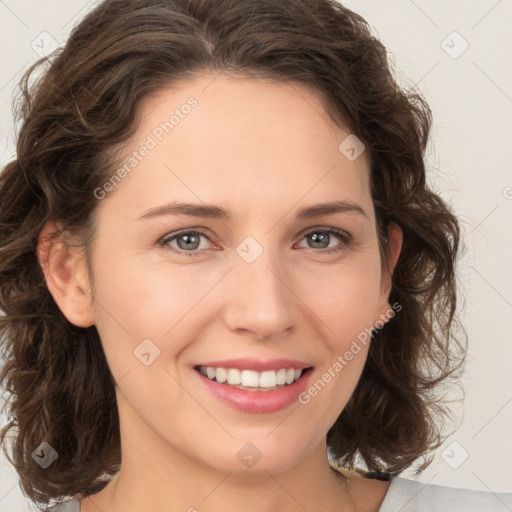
top-left (137, 200), bottom-right (368, 221)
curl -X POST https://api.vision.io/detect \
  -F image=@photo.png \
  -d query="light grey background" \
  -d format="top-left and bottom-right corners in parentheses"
top-left (0, 1), bottom-right (511, 510)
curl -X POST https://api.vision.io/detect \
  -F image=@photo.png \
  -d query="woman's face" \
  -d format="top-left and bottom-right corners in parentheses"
top-left (85, 73), bottom-right (399, 474)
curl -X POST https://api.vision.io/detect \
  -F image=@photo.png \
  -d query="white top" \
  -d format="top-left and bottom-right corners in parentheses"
top-left (44, 477), bottom-right (512, 511)
top-left (377, 477), bottom-right (512, 511)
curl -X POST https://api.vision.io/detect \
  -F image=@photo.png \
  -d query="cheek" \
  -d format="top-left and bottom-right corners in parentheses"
top-left (295, 258), bottom-right (381, 414)
top-left (301, 256), bottom-right (383, 345)
top-left (90, 253), bottom-right (221, 374)
top-left (94, 251), bottom-right (225, 324)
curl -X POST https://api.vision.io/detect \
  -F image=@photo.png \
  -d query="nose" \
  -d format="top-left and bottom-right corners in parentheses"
top-left (222, 251), bottom-right (302, 341)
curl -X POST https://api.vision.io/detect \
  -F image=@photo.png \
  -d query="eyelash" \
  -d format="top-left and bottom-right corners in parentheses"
top-left (158, 227), bottom-right (352, 258)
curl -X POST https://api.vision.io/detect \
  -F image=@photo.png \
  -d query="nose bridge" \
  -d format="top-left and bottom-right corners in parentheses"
top-left (223, 236), bottom-right (301, 339)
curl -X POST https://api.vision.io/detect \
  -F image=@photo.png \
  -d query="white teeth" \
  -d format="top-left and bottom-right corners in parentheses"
top-left (215, 367), bottom-right (227, 383)
top-left (198, 366), bottom-right (305, 388)
top-left (259, 370), bottom-right (277, 388)
top-left (241, 370), bottom-right (259, 387)
top-left (276, 368), bottom-right (287, 385)
top-left (226, 368), bottom-right (241, 385)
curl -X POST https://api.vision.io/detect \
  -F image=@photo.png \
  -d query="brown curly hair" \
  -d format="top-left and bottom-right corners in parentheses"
top-left (0, 0), bottom-right (466, 506)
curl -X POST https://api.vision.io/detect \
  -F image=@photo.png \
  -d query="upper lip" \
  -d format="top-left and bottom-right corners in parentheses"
top-left (195, 358), bottom-right (313, 371)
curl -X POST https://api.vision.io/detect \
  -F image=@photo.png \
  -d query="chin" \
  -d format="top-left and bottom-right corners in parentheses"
top-left (193, 433), bottom-right (317, 476)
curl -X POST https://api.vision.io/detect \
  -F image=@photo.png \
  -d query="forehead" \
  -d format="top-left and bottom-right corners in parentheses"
top-left (102, 73), bottom-right (372, 219)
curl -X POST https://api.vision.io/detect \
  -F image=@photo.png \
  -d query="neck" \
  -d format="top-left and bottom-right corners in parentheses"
top-left (102, 444), bottom-right (355, 512)
top-left (82, 399), bottom-right (357, 512)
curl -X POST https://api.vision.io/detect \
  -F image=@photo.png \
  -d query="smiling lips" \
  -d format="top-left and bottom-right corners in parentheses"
top-left (194, 359), bottom-right (313, 413)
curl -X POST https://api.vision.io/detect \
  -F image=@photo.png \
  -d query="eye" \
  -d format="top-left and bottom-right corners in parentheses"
top-left (159, 229), bottom-right (214, 257)
top-left (159, 226), bottom-right (351, 257)
top-left (296, 227), bottom-right (351, 254)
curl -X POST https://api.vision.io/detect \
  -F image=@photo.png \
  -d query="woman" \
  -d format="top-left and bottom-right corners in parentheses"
top-left (0, 0), bottom-right (510, 511)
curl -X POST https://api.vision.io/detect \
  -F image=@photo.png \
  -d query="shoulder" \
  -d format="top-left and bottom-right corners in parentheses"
top-left (40, 498), bottom-right (81, 512)
top-left (379, 476), bottom-right (512, 512)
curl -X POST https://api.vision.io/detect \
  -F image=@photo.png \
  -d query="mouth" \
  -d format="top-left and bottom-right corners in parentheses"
top-left (194, 365), bottom-right (310, 391)
top-left (193, 358), bottom-right (314, 413)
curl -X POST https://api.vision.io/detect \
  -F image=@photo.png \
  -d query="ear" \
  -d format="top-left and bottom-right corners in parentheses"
top-left (375, 221), bottom-right (403, 319)
top-left (37, 223), bottom-right (95, 328)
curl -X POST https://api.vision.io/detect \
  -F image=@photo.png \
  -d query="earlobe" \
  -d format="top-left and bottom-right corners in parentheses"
top-left (37, 223), bottom-right (95, 328)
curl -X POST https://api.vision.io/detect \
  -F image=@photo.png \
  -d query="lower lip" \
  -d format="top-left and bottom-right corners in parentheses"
top-left (195, 368), bottom-right (314, 414)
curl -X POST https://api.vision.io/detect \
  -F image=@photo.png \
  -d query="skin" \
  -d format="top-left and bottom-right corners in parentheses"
top-left (39, 73), bottom-right (402, 512)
